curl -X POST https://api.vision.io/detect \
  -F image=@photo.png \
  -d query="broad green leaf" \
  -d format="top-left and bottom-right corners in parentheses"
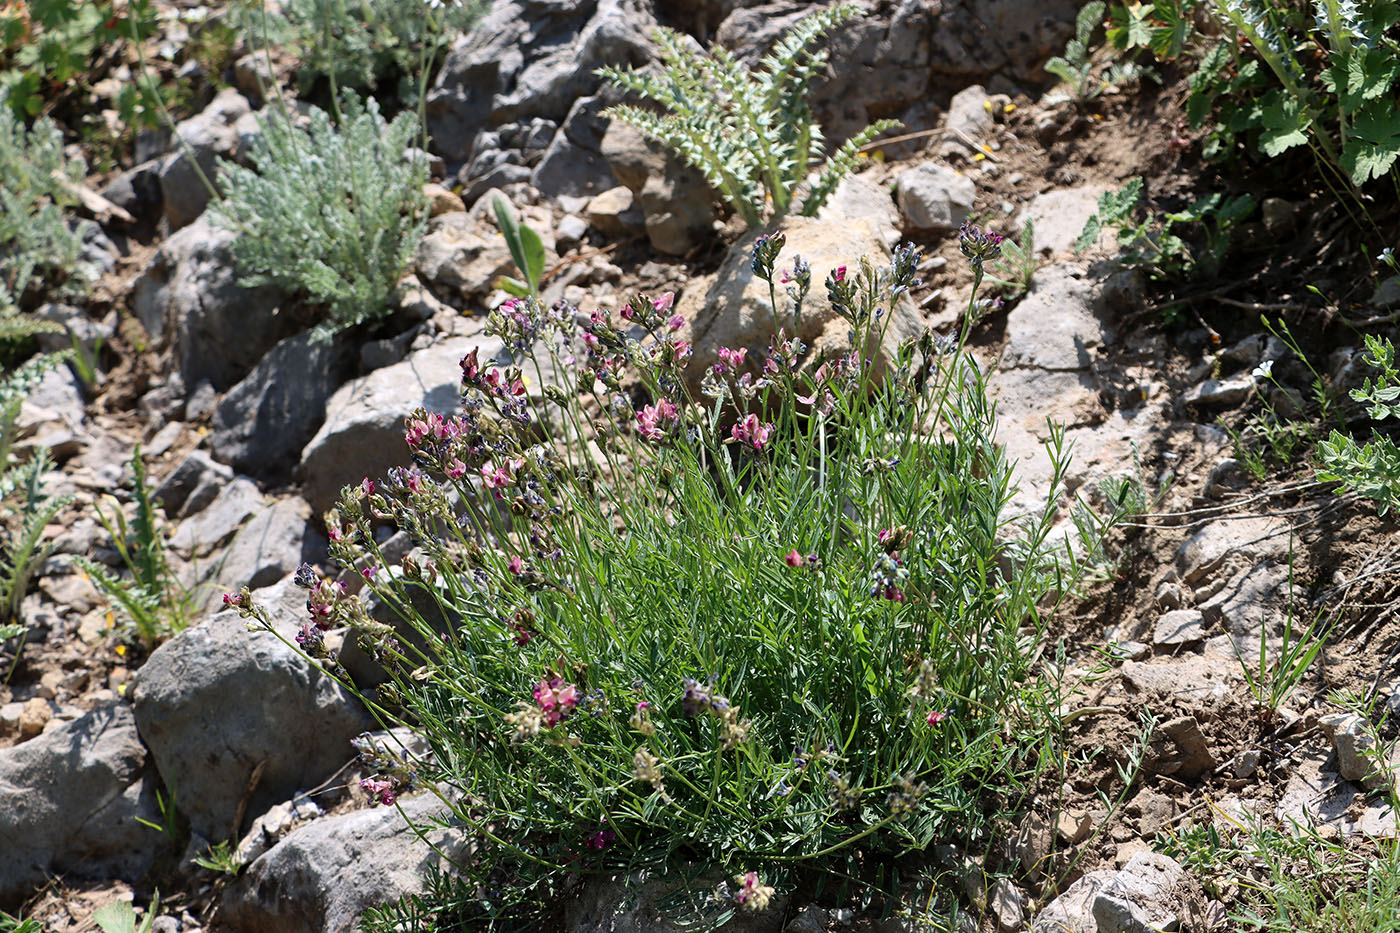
top-left (519, 221), bottom-right (546, 292)
top-left (1342, 106), bottom-right (1400, 184)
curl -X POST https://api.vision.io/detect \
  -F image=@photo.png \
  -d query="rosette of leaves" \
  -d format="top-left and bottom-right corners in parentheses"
top-left (599, 2), bottom-right (898, 228)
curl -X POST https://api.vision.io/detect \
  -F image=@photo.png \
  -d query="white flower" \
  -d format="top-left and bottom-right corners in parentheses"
top-left (1251, 360), bottom-right (1274, 381)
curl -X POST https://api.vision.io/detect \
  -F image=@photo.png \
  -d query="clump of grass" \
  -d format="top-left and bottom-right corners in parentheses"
top-left (232, 225), bottom-right (1095, 927)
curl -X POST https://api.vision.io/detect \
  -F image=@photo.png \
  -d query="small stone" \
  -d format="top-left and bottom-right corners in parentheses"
top-left (1015, 811), bottom-right (1053, 878)
top-left (895, 162), bottom-right (975, 232)
top-left (1318, 712), bottom-right (1393, 791)
top-left (1153, 609), bottom-right (1206, 647)
top-left (1155, 580), bottom-right (1185, 610)
top-left (0, 702), bottom-right (23, 734)
top-left (555, 214), bottom-right (589, 253)
top-left (423, 183), bottom-right (465, 217)
top-left (991, 879), bottom-right (1026, 932)
top-left (786, 905), bottom-right (829, 933)
top-left (19, 697), bottom-right (52, 738)
top-left (1092, 852), bottom-right (1190, 933)
top-left (1146, 715), bottom-right (1216, 781)
top-left (1109, 641), bottom-right (1151, 662)
top-left (1183, 375), bottom-right (1254, 408)
top-left (584, 186), bottom-right (645, 238)
top-left (1233, 749), bottom-right (1261, 779)
top-left (1260, 198), bottom-right (1296, 236)
top-left (1057, 809), bottom-right (1092, 845)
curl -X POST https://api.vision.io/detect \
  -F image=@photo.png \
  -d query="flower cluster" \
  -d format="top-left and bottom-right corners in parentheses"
top-left (907, 658), bottom-right (950, 726)
top-left (870, 551), bottom-right (909, 602)
top-left (351, 732), bottom-right (419, 807)
top-left (680, 678), bottom-right (751, 750)
top-left (957, 220), bottom-right (1004, 271)
top-left (636, 397), bottom-right (680, 442)
top-left (505, 675), bottom-right (581, 741)
top-left (728, 414), bottom-right (775, 452)
top-left (750, 231), bottom-right (786, 281)
top-left (734, 871), bottom-right (776, 912)
top-left (886, 773), bottom-right (928, 818)
top-left (633, 747), bottom-right (665, 796)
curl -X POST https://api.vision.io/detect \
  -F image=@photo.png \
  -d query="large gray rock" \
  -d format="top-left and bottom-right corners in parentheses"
top-left (169, 476), bottom-right (264, 559)
top-left (130, 578), bottom-right (372, 840)
top-left (1092, 852), bottom-right (1199, 933)
top-left (219, 791), bottom-right (464, 933)
top-left (299, 336), bottom-right (484, 517)
top-left (414, 212), bottom-right (517, 302)
top-left (211, 330), bottom-right (357, 480)
top-left (217, 497), bottom-right (327, 593)
top-left (131, 215), bottom-right (296, 393)
top-left (158, 88), bottom-right (253, 230)
top-left (532, 94), bottom-right (619, 199)
top-left (427, 0), bottom-right (656, 165)
top-left (154, 449), bottom-right (234, 519)
top-left (0, 704), bottom-right (159, 907)
top-left (677, 216), bottom-right (921, 397)
top-left (599, 120), bottom-right (716, 256)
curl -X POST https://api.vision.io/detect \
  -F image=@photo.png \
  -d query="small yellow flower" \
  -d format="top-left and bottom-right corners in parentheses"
top-left (114, 643), bottom-right (127, 657)
top-left (1003, 103), bottom-right (1017, 114)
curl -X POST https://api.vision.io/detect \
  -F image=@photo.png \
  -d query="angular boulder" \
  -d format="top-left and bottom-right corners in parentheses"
top-left (0, 703), bottom-right (159, 907)
top-left (130, 577), bottom-right (372, 840)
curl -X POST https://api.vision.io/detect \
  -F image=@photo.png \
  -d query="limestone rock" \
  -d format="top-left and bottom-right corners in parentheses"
top-left (299, 335), bottom-right (493, 517)
top-left (895, 162), bottom-right (974, 232)
top-left (220, 791), bottom-right (464, 933)
top-left (211, 330), bottom-right (357, 481)
top-left (130, 578), bottom-right (372, 840)
top-left (131, 215), bottom-right (295, 393)
top-left (677, 217), bottom-right (921, 398)
top-left (0, 704), bottom-right (159, 905)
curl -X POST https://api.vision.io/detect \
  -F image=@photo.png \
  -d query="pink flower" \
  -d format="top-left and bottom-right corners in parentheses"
top-left (653, 292), bottom-right (675, 313)
top-left (636, 398), bottom-right (679, 441)
top-left (833, 265), bottom-right (847, 282)
top-left (361, 477), bottom-right (376, 497)
top-left (667, 313), bottom-right (685, 331)
top-left (507, 556), bottom-right (525, 576)
top-left (926, 709), bottom-right (948, 726)
top-left (534, 677), bottom-right (580, 727)
top-left (672, 339), bottom-right (692, 364)
top-left (784, 549), bottom-right (804, 568)
top-left (730, 414), bottom-right (774, 451)
top-left (361, 566), bottom-right (377, 581)
top-left (482, 462), bottom-right (512, 489)
top-left (460, 348), bottom-right (481, 382)
top-left (716, 347), bottom-right (747, 372)
top-left (360, 777), bottom-right (397, 807)
top-left (619, 304), bottom-right (635, 321)
top-left (446, 458), bottom-right (467, 479)
top-left (222, 592), bottom-right (242, 608)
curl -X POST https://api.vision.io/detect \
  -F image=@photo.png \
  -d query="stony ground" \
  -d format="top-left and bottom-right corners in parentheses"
top-left (4, 0), bottom-right (1399, 930)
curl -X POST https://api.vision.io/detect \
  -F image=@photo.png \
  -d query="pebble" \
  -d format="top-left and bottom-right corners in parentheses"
top-left (19, 696), bottom-right (52, 738)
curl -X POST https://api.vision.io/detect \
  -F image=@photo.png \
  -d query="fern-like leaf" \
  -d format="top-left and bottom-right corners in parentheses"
top-left (800, 119), bottom-right (899, 216)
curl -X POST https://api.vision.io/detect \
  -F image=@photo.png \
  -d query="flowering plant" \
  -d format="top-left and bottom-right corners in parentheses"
top-left (233, 226), bottom-right (1082, 927)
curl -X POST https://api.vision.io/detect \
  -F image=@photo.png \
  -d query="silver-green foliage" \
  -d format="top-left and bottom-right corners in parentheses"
top-left (0, 346), bottom-right (73, 629)
top-left (212, 95), bottom-right (427, 341)
top-left (242, 0), bottom-right (486, 101)
top-left (0, 106), bottom-right (95, 307)
top-left (598, 3), bottom-right (898, 228)
top-left (1318, 334), bottom-right (1400, 513)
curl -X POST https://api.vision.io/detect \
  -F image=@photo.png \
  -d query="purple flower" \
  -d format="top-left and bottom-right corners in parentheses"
top-left (957, 221), bottom-right (1004, 269)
